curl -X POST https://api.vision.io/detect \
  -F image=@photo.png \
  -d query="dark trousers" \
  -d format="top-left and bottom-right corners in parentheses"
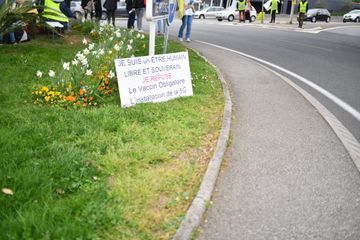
top-left (127, 11), bottom-right (135, 29)
top-left (298, 12), bottom-right (305, 28)
top-left (270, 10), bottom-right (276, 23)
top-left (107, 11), bottom-right (115, 26)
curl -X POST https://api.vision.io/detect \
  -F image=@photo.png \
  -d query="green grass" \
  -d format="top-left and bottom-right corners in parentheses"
top-left (0, 32), bottom-right (224, 239)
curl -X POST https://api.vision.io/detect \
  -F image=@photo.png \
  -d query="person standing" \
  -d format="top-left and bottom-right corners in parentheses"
top-left (103, 0), bottom-right (117, 26)
top-left (178, 0), bottom-right (195, 42)
top-left (126, 0), bottom-right (135, 29)
top-left (236, 0), bottom-right (246, 23)
top-left (269, 0), bottom-right (278, 23)
top-left (132, 0), bottom-right (146, 32)
top-left (298, 0), bottom-right (308, 28)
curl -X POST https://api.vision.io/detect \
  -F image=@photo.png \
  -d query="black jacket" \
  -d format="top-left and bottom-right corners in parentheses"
top-left (103, 0), bottom-right (117, 11)
top-left (132, 0), bottom-right (145, 9)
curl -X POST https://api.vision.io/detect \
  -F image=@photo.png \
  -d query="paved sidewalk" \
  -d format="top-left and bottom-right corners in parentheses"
top-left (188, 42), bottom-right (360, 239)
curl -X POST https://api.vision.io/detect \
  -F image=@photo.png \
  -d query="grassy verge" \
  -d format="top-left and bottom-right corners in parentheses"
top-left (0, 31), bottom-right (224, 239)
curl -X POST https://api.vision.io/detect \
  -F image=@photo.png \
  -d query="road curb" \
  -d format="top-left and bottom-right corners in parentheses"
top-left (172, 50), bottom-right (232, 240)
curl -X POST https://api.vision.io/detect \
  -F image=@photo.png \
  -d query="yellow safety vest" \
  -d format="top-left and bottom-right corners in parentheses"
top-left (237, 0), bottom-right (246, 11)
top-left (299, 1), bottom-right (308, 14)
top-left (42, 0), bottom-right (68, 23)
top-left (271, 0), bottom-right (278, 13)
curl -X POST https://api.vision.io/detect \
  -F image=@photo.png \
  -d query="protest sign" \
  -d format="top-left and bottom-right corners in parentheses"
top-left (115, 52), bottom-right (193, 107)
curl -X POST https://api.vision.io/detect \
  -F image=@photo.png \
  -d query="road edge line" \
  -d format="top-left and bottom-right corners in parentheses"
top-left (172, 49), bottom-right (232, 240)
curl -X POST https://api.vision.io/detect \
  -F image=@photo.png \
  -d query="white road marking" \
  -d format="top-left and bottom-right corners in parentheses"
top-left (196, 40), bottom-right (360, 123)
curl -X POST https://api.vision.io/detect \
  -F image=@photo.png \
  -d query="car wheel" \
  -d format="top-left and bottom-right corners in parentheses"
top-left (343, 19), bottom-right (346, 23)
top-left (74, 11), bottom-right (82, 20)
top-left (217, 18), bottom-right (223, 21)
top-left (325, 16), bottom-right (330, 23)
top-left (228, 15), bottom-right (234, 22)
top-left (311, 16), bottom-right (316, 23)
top-left (355, 17), bottom-right (360, 23)
top-left (200, 14), bottom-right (205, 19)
top-left (101, 11), bottom-right (107, 20)
top-left (250, 16), bottom-right (256, 22)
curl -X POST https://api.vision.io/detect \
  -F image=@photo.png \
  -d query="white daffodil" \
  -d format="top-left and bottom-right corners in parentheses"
top-left (98, 48), bottom-right (104, 55)
top-left (83, 48), bottom-right (90, 55)
top-left (49, 70), bottom-right (55, 78)
top-left (76, 53), bottom-right (86, 61)
top-left (115, 31), bottom-right (121, 38)
top-left (81, 59), bottom-right (88, 66)
top-left (63, 62), bottom-right (70, 71)
top-left (127, 45), bottom-right (132, 51)
top-left (136, 33), bottom-right (141, 38)
top-left (141, 34), bottom-right (145, 39)
top-left (99, 27), bottom-right (104, 33)
top-left (108, 50), bottom-right (113, 54)
top-left (109, 37), bottom-right (114, 41)
top-left (88, 43), bottom-right (95, 50)
top-left (72, 59), bottom-right (79, 66)
top-left (92, 50), bottom-right (97, 55)
top-left (109, 70), bottom-right (115, 78)
top-left (36, 70), bottom-right (43, 78)
top-left (82, 38), bottom-right (88, 45)
top-left (114, 44), bottom-right (120, 51)
top-left (85, 69), bottom-right (93, 76)
top-left (129, 39), bottom-right (133, 44)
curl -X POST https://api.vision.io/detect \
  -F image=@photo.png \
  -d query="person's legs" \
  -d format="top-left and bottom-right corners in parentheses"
top-left (9, 32), bottom-right (16, 43)
top-left (130, 12), bottom-right (135, 28)
top-left (178, 15), bottom-right (187, 40)
top-left (107, 11), bottom-right (111, 24)
top-left (136, 8), bottom-right (145, 31)
top-left (299, 13), bottom-right (304, 28)
top-left (162, 19), bottom-right (167, 33)
top-left (111, 11), bottom-right (115, 26)
top-left (271, 11), bottom-right (275, 23)
top-left (240, 10), bottom-right (245, 22)
top-left (185, 15), bottom-right (193, 41)
top-left (157, 19), bottom-right (161, 34)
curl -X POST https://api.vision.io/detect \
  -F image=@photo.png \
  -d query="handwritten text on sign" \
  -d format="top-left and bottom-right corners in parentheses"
top-left (115, 52), bottom-right (193, 107)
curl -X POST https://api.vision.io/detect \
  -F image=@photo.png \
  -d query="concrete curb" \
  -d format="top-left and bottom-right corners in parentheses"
top-left (172, 50), bottom-right (232, 240)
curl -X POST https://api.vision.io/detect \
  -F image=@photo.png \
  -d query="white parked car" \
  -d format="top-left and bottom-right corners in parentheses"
top-left (216, 6), bottom-right (257, 22)
top-left (343, 9), bottom-right (360, 23)
top-left (194, 6), bottom-right (224, 19)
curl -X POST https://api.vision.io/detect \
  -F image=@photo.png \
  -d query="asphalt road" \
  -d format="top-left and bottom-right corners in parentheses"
top-left (163, 19), bottom-right (360, 142)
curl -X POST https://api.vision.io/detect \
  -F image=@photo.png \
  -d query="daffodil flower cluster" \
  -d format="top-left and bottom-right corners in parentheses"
top-left (32, 25), bottom-right (146, 108)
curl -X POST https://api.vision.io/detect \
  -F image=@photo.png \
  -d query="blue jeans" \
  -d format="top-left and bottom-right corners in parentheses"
top-left (157, 19), bottom-right (166, 33)
top-left (0, 32), bottom-right (16, 43)
top-left (178, 15), bottom-right (193, 39)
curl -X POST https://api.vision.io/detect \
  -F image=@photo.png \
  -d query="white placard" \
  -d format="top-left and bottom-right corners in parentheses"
top-left (115, 52), bottom-right (193, 107)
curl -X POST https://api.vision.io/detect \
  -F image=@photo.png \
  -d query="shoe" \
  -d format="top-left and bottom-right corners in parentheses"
top-left (178, 37), bottom-right (183, 42)
top-left (138, 29), bottom-right (144, 33)
top-left (186, 38), bottom-right (190, 42)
